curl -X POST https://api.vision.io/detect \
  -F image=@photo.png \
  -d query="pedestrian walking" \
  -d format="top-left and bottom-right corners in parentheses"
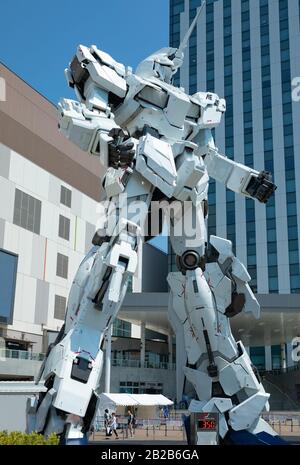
top-left (108, 412), bottom-right (119, 439)
top-left (127, 408), bottom-right (135, 437)
top-left (104, 408), bottom-right (111, 437)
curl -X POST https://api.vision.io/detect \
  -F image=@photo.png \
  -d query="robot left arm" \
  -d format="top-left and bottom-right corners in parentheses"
top-left (58, 45), bottom-right (128, 164)
top-left (203, 146), bottom-right (277, 203)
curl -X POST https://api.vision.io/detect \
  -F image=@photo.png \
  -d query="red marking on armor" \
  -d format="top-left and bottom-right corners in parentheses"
top-left (207, 277), bottom-right (214, 289)
top-left (73, 349), bottom-right (95, 361)
top-left (190, 326), bottom-right (197, 339)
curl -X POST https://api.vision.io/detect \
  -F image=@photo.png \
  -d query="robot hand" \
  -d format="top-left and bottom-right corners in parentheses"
top-left (245, 171), bottom-right (277, 203)
top-left (108, 128), bottom-right (135, 168)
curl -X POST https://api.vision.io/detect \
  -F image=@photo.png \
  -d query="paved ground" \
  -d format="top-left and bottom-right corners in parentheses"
top-left (89, 427), bottom-right (300, 445)
top-left (90, 428), bottom-right (187, 445)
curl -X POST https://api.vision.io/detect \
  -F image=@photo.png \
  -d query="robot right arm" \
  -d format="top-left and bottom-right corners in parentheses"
top-left (58, 44), bottom-right (130, 167)
top-left (195, 130), bottom-right (276, 204)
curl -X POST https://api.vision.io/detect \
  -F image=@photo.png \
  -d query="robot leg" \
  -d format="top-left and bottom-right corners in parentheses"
top-left (168, 236), bottom-right (280, 443)
top-left (28, 217), bottom-right (141, 442)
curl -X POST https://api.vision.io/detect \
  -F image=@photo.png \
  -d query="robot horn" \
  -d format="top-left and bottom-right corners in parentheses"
top-left (176, 0), bottom-right (206, 59)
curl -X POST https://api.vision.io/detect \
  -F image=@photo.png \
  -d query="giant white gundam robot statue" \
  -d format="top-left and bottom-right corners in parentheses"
top-left (27, 3), bottom-right (284, 445)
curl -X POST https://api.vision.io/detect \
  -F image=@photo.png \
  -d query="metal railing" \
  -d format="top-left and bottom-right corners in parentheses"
top-left (93, 416), bottom-right (185, 439)
top-left (111, 358), bottom-right (176, 370)
top-left (3, 348), bottom-right (298, 377)
top-left (262, 412), bottom-right (300, 436)
top-left (259, 364), bottom-right (300, 376)
top-left (0, 348), bottom-right (45, 361)
top-left (0, 350), bottom-right (176, 370)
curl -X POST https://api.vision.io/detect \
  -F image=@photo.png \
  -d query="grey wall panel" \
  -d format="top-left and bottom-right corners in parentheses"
top-left (71, 189), bottom-right (83, 217)
top-left (30, 236), bottom-right (45, 280)
top-left (34, 279), bottom-right (49, 325)
top-left (0, 395), bottom-right (27, 432)
top-left (85, 221), bottom-right (95, 253)
top-left (0, 143), bottom-right (10, 179)
top-left (48, 175), bottom-right (60, 205)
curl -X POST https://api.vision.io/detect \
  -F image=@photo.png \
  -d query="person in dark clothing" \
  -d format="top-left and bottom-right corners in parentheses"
top-left (104, 409), bottom-right (111, 436)
top-left (127, 408), bottom-right (135, 437)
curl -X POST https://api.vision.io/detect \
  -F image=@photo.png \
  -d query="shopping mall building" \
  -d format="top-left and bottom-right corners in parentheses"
top-left (0, 0), bottom-right (300, 410)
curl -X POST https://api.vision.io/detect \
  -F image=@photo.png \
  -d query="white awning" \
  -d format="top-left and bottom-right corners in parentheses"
top-left (98, 393), bottom-right (173, 407)
top-left (129, 394), bottom-right (173, 406)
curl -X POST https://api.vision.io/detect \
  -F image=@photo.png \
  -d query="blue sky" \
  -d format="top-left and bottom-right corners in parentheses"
top-left (0, 0), bottom-right (169, 251)
top-left (0, 0), bottom-right (169, 104)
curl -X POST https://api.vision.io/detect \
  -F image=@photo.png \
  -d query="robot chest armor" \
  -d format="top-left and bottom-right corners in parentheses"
top-left (114, 76), bottom-right (200, 141)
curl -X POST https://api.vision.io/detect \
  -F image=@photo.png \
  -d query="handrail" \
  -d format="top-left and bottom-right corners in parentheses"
top-left (0, 350), bottom-right (176, 370)
top-left (259, 364), bottom-right (300, 376)
top-left (0, 348), bottom-right (45, 361)
top-left (111, 358), bottom-right (176, 370)
top-left (1, 348), bottom-right (298, 375)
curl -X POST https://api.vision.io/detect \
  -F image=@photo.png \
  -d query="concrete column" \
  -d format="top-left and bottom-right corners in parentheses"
top-left (168, 332), bottom-right (173, 368)
top-left (281, 343), bottom-right (287, 370)
top-left (104, 326), bottom-right (112, 393)
top-left (140, 323), bottom-right (146, 368)
top-left (265, 346), bottom-right (272, 371)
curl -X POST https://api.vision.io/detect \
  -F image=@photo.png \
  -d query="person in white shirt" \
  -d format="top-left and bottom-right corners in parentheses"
top-left (108, 412), bottom-right (119, 439)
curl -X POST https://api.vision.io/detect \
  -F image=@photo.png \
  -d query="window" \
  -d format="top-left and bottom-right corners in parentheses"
top-left (0, 250), bottom-right (18, 324)
top-left (112, 319), bottom-right (132, 338)
top-left (119, 381), bottom-right (163, 395)
top-left (54, 295), bottom-right (67, 320)
top-left (271, 345), bottom-right (281, 369)
top-left (58, 215), bottom-right (70, 241)
top-left (60, 186), bottom-right (72, 208)
top-left (250, 346), bottom-right (266, 371)
top-left (13, 189), bottom-right (41, 234)
top-left (56, 253), bottom-right (68, 279)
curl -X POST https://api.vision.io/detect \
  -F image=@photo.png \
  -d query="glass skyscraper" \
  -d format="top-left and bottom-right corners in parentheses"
top-left (169, 0), bottom-right (300, 296)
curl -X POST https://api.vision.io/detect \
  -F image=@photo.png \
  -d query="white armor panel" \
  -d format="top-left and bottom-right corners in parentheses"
top-left (229, 392), bottom-right (270, 431)
top-left (184, 367), bottom-right (212, 401)
top-left (76, 45), bottom-right (127, 98)
top-left (190, 91), bottom-right (226, 129)
top-left (136, 133), bottom-right (177, 197)
top-left (204, 263), bottom-right (232, 313)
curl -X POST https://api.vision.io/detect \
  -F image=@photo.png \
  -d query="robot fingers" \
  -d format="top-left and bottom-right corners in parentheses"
top-left (245, 171), bottom-right (277, 204)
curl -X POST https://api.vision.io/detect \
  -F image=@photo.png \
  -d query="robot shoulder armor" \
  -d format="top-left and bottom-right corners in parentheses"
top-left (70, 44), bottom-right (127, 99)
top-left (191, 91), bottom-right (226, 112)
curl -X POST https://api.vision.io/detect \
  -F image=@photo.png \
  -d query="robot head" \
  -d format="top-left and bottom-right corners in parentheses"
top-left (136, 2), bottom-right (206, 85)
top-left (135, 47), bottom-right (184, 84)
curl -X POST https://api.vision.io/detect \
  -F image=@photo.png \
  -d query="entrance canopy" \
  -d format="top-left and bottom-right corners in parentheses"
top-left (98, 393), bottom-right (173, 407)
top-left (97, 393), bottom-right (174, 420)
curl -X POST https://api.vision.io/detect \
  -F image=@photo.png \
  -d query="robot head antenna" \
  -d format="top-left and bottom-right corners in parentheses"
top-left (135, 1), bottom-right (206, 84)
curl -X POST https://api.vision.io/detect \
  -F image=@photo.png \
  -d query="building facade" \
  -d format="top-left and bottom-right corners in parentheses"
top-left (0, 63), bottom-right (104, 378)
top-left (169, 0), bottom-right (300, 371)
top-left (170, 0), bottom-right (300, 295)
